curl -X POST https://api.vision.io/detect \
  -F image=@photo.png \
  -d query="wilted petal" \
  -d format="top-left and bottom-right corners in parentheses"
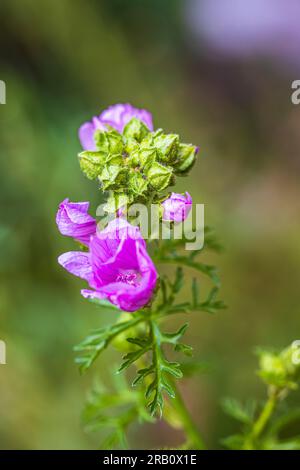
top-left (58, 251), bottom-right (93, 284)
top-left (56, 199), bottom-right (96, 246)
top-left (81, 289), bottom-right (106, 301)
top-left (78, 117), bottom-right (106, 150)
top-left (79, 104), bottom-right (154, 150)
top-left (100, 103), bottom-right (154, 132)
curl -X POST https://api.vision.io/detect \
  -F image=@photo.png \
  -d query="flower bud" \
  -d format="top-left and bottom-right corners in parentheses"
top-left (123, 117), bottom-right (150, 142)
top-left (162, 192), bottom-right (192, 223)
top-left (94, 128), bottom-right (124, 155)
top-left (124, 137), bottom-right (139, 156)
top-left (98, 154), bottom-right (124, 190)
top-left (78, 150), bottom-right (105, 180)
top-left (128, 170), bottom-right (148, 196)
top-left (146, 162), bottom-right (173, 191)
top-left (56, 199), bottom-right (96, 246)
top-left (174, 143), bottom-right (198, 173)
top-left (258, 343), bottom-right (300, 390)
top-left (153, 133), bottom-right (179, 164)
top-left (138, 147), bottom-right (158, 170)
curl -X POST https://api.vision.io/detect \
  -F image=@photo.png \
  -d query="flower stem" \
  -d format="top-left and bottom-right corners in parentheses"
top-left (243, 389), bottom-right (279, 449)
top-left (170, 380), bottom-right (206, 450)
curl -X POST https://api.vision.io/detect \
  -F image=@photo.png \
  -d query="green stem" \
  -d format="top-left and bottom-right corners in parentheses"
top-left (244, 390), bottom-right (279, 449)
top-left (170, 380), bottom-right (206, 450)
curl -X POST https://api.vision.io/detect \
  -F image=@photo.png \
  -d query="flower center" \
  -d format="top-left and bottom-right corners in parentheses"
top-left (116, 271), bottom-right (139, 286)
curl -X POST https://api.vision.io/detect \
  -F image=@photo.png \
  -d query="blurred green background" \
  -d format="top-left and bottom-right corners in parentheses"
top-left (1, 0), bottom-right (300, 449)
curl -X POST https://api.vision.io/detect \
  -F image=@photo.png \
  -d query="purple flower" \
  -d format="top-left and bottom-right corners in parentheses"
top-left (56, 199), bottom-right (97, 246)
top-left (162, 192), bottom-right (192, 223)
top-left (79, 104), bottom-right (154, 150)
top-left (58, 218), bottom-right (157, 312)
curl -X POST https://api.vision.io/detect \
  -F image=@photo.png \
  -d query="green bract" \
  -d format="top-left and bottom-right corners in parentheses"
top-left (128, 170), bottom-right (148, 196)
top-left (258, 345), bottom-right (300, 390)
top-left (152, 133), bottom-right (179, 164)
top-left (145, 162), bottom-right (173, 191)
top-left (78, 151), bottom-right (105, 180)
top-left (103, 193), bottom-right (131, 214)
top-left (123, 117), bottom-right (150, 142)
top-left (174, 143), bottom-right (198, 173)
top-left (78, 118), bottom-right (198, 206)
top-left (94, 128), bottom-right (124, 155)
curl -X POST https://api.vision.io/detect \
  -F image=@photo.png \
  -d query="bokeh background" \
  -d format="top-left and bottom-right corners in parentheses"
top-left (1, 0), bottom-right (300, 449)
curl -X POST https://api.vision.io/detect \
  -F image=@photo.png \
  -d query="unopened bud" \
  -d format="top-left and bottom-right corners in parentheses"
top-left (174, 143), bottom-right (198, 173)
top-left (146, 162), bottom-right (173, 191)
top-left (123, 118), bottom-right (150, 142)
top-left (153, 133), bottom-right (179, 163)
top-left (128, 170), bottom-right (148, 196)
top-left (94, 128), bottom-right (124, 155)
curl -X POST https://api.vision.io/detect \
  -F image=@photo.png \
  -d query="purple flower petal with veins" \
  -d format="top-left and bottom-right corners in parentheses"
top-left (78, 103), bottom-right (154, 150)
top-left (58, 218), bottom-right (157, 312)
top-left (56, 199), bottom-right (97, 246)
top-left (58, 251), bottom-right (94, 284)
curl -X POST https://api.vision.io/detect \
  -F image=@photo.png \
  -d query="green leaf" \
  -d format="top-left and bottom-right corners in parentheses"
top-left (117, 339), bottom-right (151, 373)
top-left (172, 267), bottom-right (184, 294)
top-left (264, 437), bottom-right (300, 450)
top-left (161, 360), bottom-right (183, 378)
top-left (221, 398), bottom-right (256, 425)
top-left (156, 253), bottom-right (220, 285)
top-left (74, 317), bottom-right (143, 374)
top-left (132, 365), bottom-right (154, 386)
top-left (86, 297), bottom-right (121, 311)
top-left (192, 278), bottom-right (199, 308)
top-left (221, 434), bottom-right (245, 450)
top-left (196, 286), bottom-right (227, 314)
top-left (145, 320), bottom-right (184, 416)
top-left (174, 343), bottom-right (193, 357)
top-left (82, 377), bottom-right (153, 449)
top-left (161, 323), bottom-right (189, 344)
top-left (267, 407), bottom-right (300, 436)
top-left (180, 360), bottom-right (212, 377)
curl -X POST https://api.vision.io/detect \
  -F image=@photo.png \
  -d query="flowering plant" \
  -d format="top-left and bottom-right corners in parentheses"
top-left (56, 104), bottom-right (300, 450)
top-left (57, 103), bottom-right (224, 448)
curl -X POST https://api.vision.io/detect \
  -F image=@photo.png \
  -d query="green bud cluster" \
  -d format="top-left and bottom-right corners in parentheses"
top-left (257, 343), bottom-right (300, 391)
top-left (78, 118), bottom-right (198, 211)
